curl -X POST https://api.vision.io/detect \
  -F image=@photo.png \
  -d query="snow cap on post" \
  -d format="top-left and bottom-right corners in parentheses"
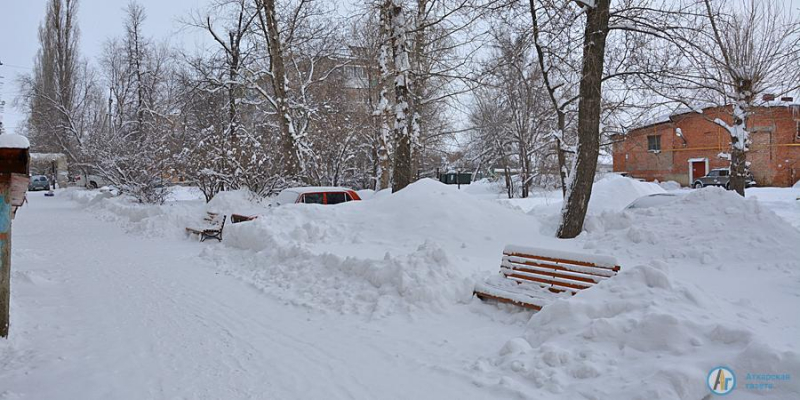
top-left (0, 134), bottom-right (30, 149)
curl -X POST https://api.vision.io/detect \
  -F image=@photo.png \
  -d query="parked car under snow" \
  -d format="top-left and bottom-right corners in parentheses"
top-left (624, 192), bottom-right (685, 210)
top-left (271, 187), bottom-right (362, 206)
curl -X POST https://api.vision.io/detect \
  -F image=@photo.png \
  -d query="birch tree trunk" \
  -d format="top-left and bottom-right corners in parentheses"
top-left (729, 81), bottom-right (753, 196)
top-left (376, 1), bottom-right (394, 191)
top-left (390, 1), bottom-right (413, 192)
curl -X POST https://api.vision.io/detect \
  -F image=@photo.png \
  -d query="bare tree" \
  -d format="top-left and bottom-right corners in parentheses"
top-left (19, 0), bottom-right (93, 172)
top-left (647, 0), bottom-right (800, 196)
top-left (528, 0), bottom-right (585, 195)
top-left (524, 0), bottom-right (692, 238)
top-left (471, 28), bottom-right (557, 197)
top-left (87, 1), bottom-right (178, 203)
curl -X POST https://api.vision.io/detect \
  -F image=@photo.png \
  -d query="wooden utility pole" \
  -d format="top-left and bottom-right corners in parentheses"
top-left (0, 135), bottom-right (30, 338)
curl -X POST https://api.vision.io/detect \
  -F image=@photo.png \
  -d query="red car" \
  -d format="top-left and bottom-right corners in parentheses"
top-left (272, 187), bottom-right (361, 206)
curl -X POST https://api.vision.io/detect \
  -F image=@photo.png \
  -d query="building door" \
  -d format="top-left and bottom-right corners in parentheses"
top-left (691, 161), bottom-right (706, 182)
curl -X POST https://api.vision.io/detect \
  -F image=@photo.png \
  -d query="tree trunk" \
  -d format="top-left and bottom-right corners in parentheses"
top-left (376, 1), bottom-right (393, 191)
top-left (730, 146), bottom-right (746, 196)
top-left (555, 111), bottom-right (568, 196)
top-left (260, 0), bottom-right (301, 179)
top-left (556, 0), bottom-right (610, 239)
top-left (390, 1), bottom-right (413, 192)
top-left (729, 86), bottom-right (752, 197)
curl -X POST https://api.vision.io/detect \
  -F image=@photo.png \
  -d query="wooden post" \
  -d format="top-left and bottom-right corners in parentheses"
top-left (0, 180), bottom-right (11, 338)
top-left (0, 178), bottom-right (11, 337)
top-left (0, 136), bottom-right (30, 338)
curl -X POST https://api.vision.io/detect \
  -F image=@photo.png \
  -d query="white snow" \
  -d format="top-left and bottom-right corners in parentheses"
top-left (503, 245), bottom-right (618, 268)
top-left (3, 177), bottom-right (799, 399)
top-left (0, 134), bottom-right (30, 149)
top-left (479, 187), bottom-right (800, 399)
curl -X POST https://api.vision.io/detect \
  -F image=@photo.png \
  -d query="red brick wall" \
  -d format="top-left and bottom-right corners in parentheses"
top-left (613, 105), bottom-right (800, 187)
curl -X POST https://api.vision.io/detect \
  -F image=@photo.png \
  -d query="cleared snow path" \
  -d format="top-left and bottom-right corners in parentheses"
top-left (0, 193), bottom-right (519, 400)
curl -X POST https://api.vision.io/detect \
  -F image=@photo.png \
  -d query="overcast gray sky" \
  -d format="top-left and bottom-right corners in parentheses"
top-left (0, 0), bottom-right (209, 134)
top-left (0, 0), bottom-right (361, 134)
top-left (1, 0), bottom-right (799, 135)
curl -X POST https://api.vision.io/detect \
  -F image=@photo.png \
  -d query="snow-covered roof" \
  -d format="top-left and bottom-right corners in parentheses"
top-left (281, 186), bottom-right (355, 194)
top-left (0, 134), bottom-right (30, 149)
top-left (30, 153), bottom-right (67, 161)
top-left (761, 100), bottom-right (800, 108)
top-left (630, 101), bottom-right (798, 133)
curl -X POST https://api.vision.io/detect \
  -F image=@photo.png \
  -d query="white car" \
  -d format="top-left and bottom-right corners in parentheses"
top-left (74, 173), bottom-right (109, 189)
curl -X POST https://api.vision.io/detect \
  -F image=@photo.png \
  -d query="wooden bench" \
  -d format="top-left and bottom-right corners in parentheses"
top-left (186, 213), bottom-right (227, 242)
top-left (474, 245), bottom-right (621, 311)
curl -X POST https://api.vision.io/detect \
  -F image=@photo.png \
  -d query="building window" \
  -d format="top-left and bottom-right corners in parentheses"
top-left (647, 135), bottom-right (661, 152)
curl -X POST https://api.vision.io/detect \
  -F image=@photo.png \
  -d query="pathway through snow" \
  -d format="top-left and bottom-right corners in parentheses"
top-left (0, 193), bottom-right (520, 400)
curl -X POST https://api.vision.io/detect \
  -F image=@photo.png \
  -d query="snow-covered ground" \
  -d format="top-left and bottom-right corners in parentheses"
top-left (2, 176), bottom-right (799, 399)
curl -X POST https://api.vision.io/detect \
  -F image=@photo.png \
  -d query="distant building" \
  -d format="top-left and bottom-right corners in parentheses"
top-left (612, 104), bottom-right (800, 187)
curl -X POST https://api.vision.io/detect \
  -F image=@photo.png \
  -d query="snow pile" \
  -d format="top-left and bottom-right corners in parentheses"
top-left (462, 178), bottom-right (506, 199)
top-left (481, 187), bottom-right (800, 399)
top-left (794, 179), bottom-right (800, 189)
top-left (206, 179), bottom-right (548, 316)
top-left (63, 188), bottom-right (200, 239)
top-left (204, 188), bottom-right (267, 215)
top-left (200, 240), bottom-right (474, 317)
top-left (355, 188), bottom-right (376, 200)
top-left (0, 134), bottom-right (30, 149)
top-left (66, 179), bottom-right (548, 316)
top-left (746, 187), bottom-right (800, 230)
top-left (482, 264), bottom-right (800, 399)
top-left (529, 175), bottom-right (666, 234)
top-left (658, 180), bottom-right (682, 191)
top-left (587, 174), bottom-right (665, 212)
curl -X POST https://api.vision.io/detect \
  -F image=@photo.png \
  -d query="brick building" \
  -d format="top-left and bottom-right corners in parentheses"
top-left (612, 104), bottom-right (800, 187)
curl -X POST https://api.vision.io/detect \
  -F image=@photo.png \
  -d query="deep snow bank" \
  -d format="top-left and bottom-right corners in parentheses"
top-left (528, 175), bottom-right (666, 234)
top-left (213, 179), bottom-right (548, 316)
top-left (63, 188), bottom-right (201, 239)
top-left (67, 179), bottom-right (549, 317)
top-left (481, 188), bottom-right (800, 399)
top-left (587, 174), bottom-right (665, 211)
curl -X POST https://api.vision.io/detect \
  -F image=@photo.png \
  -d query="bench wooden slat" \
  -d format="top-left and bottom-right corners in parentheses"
top-left (504, 256), bottom-right (617, 278)
top-left (504, 276), bottom-right (575, 294)
top-left (502, 269), bottom-right (594, 292)
top-left (474, 291), bottom-right (543, 311)
top-left (504, 251), bottom-right (621, 272)
top-left (502, 271), bottom-right (591, 291)
top-left (502, 260), bottom-right (607, 284)
top-left (475, 247), bottom-right (621, 311)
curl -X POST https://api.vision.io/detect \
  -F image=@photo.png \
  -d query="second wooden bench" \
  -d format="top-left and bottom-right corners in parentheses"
top-left (473, 245), bottom-right (621, 311)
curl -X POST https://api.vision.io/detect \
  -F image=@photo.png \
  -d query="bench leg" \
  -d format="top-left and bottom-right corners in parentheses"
top-left (200, 232), bottom-right (222, 242)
